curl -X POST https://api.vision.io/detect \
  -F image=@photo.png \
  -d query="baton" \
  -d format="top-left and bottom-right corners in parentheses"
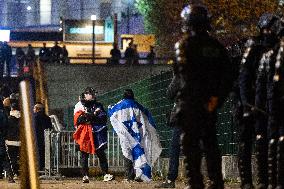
top-left (245, 103), bottom-right (268, 116)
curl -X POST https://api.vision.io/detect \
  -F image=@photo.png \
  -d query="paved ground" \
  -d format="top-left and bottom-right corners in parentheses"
top-left (0, 178), bottom-right (240, 189)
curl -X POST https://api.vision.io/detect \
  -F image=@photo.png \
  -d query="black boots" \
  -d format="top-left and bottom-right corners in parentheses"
top-left (255, 136), bottom-right (268, 189)
top-left (238, 141), bottom-right (254, 189)
top-left (268, 139), bottom-right (277, 189)
top-left (276, 137), bottom-right (284, 189)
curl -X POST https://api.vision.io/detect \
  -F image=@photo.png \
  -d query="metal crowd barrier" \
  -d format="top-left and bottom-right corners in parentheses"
top-left (44, 128), bottom-right (172, 177)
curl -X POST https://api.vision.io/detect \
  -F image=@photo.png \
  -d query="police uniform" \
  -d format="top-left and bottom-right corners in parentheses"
top-left (174, 4), bottom-right (236, 189)
top-left (267, 36), bottom-right (284, 189)
top-left (239, 13), bottom-right (280, 189)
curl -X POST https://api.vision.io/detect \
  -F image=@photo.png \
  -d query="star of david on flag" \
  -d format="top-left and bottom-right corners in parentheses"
top-left (108, 99), bottom-right (162, 182)
top-left (122, 116), bottom-right (142, 143)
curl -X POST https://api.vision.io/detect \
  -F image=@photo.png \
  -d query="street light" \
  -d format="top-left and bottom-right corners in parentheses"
top-left (126, 0), bottom-right (132, 34)
top-left (127, 4), bottom-right (130, 33)
top-left (91, 14), bottom-right (96, 64)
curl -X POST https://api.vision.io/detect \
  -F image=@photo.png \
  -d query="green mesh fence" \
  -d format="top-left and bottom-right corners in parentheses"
top-left (64, 70), bottom-right (238, 156)
top-left (98, 71), bottom-right (174, 157)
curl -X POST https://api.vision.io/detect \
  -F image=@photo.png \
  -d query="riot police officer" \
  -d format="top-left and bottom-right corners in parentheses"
top-left (267, 18), bottom-right (284, 189)
top-left (227, 38), bottom-right (255, 189)
top-left (174, 4), bottom-right (236, 189)
top-left (239, 13), bottom-right (280, 189)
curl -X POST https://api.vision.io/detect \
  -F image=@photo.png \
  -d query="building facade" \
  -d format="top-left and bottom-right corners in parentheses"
top-left (0, 0), bottom-right (142, 34)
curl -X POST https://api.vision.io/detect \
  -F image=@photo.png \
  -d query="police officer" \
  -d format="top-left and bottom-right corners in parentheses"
top-left (266, 19), bottom-right (284, 189)
top-left (239, 13), bottom-right (280, 189)
top-left (174, 4), bottom-right (236, 189)
top-left (155, 62), bottom-right (183, 188)
top-left (227, 39), bottom-right (255, 189)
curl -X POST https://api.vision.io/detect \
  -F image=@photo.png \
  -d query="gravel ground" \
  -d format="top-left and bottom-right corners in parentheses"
top-left (0, 178), bottom-right (240, 189)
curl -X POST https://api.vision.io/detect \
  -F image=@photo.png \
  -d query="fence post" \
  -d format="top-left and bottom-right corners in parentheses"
top-left (56, 133), bottom-right (60, 174)
top-left (44, 129), bottom-right (51, 177)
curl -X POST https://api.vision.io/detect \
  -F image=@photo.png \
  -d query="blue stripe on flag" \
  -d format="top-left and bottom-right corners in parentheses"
top-left (108, 99), bottom-right (157, 128)
top-left (132, 144), bottom-right (145, 161)
top-left (141, 164), bottom-right (152, 179)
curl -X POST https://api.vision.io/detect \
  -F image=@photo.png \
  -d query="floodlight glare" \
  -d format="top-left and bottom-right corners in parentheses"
top-left (91, 15), bottom-right (97, 21)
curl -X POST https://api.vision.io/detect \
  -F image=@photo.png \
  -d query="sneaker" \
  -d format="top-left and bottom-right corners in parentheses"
top-left (8, 177), bottom-right (15, 183)
top-left (82, 176), bottom-right (89, 183)
top-left (155, 180), bottom-right (175, 188)
top-left (103, 174), bottom-right (114, 182)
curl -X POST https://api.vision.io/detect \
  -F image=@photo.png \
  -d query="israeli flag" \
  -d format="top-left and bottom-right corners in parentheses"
top-left (108, 99), bottom-right (162, 182)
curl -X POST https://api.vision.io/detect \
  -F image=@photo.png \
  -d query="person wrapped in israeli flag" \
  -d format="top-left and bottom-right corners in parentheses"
top-left (108, 89), bottom-right (162, 182)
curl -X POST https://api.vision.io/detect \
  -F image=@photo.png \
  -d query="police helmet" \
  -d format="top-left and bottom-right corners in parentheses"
top-left (278, 18), bottom-right (284, 37)
top-left (181, 4), bottom-right (211, 32)
top-left (257, 13), bottom-right (279, 32)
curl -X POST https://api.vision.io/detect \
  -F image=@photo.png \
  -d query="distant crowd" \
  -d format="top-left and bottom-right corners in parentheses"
top-left (0, 41), bottom-right (69, 80)
top-left (15, 41), bottom-right (69, 77)
top-left (0, 40), bottom-right (157, 80)
top-left (109, 42), bottom-right (156, 65)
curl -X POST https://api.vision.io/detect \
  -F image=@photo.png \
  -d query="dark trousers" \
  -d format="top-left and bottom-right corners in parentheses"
top-left (236, 114), bottom-right (254, 187)
top-left (0, 62), bottom-right (4, 81)
top-left (167, 127), bottom-right (182, 182)
top-left (5, 59), bottom-right (11, 77)
top-left (38, 148), bottom-right (45, 171)
top-left (124, 157), bottom-right (135, 180)
top-left (5, 146), bottom-right (19, 177)
top-left (268, 94), bottom-right (284, 139)
top-left (254, 79), bottom-right (269, 187)
top-left (267, 94), bottom-right (284, 188)
top-left (181, 106), bottom-right (223, 189)
top-left (81, 148), bottom-right (109, 176)
top-left (17, 60), bottom-right (24, 77)
top-left (0, 138), bottom-right (5, 177)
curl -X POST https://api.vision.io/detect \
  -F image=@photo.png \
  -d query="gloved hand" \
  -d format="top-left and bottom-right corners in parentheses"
top-left (207, 96), bottom-right (218, 112)
top-left (77, 113), bottom-right (92, 125)
top-left (243, 105), bottom-right (253, 118)
top-left (85, 113), bottom-right (94, 122)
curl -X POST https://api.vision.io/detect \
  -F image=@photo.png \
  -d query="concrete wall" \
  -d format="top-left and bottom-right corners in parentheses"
top-left (44, 64), bottom-right (171, 112)
top-left (159, 155), bottom-right (256, 181)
